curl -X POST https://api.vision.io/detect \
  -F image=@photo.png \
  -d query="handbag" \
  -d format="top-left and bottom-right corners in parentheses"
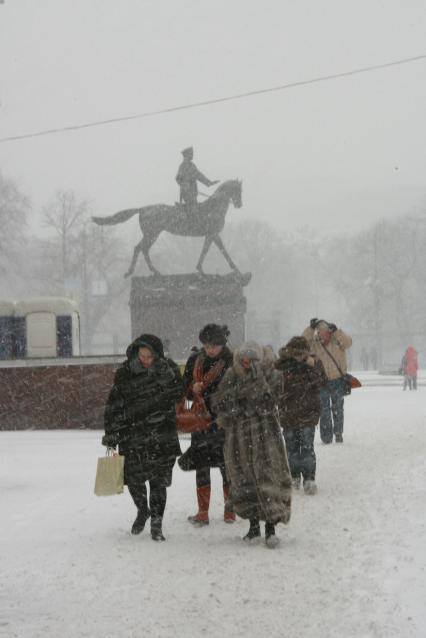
top-left (175, 354), bottom-right (225, 433)
top-left (175, 397), bottom-right (211, 433)
top-left (94, 450), bottom-right (124, 496)
top-left (343, 373), bottom-right (362, 394)
top-left (320, 343), bottom-right (362, 396)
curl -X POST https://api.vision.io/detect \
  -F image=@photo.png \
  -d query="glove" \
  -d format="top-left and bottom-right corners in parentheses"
top-left (102, 433), bottom-right (119, 448)
top-left (310, 318), bottom-right (319, 329)
top-left (327, 323), bottom-right (337, 333)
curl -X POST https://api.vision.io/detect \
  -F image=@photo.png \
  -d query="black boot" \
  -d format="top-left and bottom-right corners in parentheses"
top-left (131, 508), bottom-right (150, 535)
top-left (151, 518), bottom-right (166, 542)
top-left (243, 518), bottom-right (261, 542)
top-left (265, 522), bottom-right (279, 548)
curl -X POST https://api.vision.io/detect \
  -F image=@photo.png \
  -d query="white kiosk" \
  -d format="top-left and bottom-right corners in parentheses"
top-left (13, 297), bottom-right (80, 358)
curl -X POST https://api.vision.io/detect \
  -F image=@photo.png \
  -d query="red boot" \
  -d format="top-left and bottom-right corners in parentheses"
top-left (223, 485), bottom-right (236, 523)
top-left (188, 485), bottom-right (211, 526)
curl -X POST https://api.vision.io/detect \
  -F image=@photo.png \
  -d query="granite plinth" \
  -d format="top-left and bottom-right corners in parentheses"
top-left (130, 272), bottom-right (251, 359)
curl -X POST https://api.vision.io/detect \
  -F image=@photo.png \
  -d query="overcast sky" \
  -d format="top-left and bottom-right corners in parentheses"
top-left (1, 0), bottom-right (425, 236)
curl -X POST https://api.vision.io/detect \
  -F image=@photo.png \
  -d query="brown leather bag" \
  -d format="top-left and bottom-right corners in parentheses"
top-left (176, 355), bottom-right (225, 433)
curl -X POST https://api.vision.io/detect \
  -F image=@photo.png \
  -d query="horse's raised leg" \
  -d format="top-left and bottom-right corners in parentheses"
top-left (213, 235), bottom-right (240, 273)
top-left (124, 240), bottom-right (143, 278)
top-left (196, 235), bottom-right (214, 274)
top-left (141, 231), bottom-right (161, 276)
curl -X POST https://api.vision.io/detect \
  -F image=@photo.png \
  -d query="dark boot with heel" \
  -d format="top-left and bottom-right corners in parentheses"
top-left (243, 519), bottom-right (261, 542)
top-left (131, 508), bottom-right (150, 535)
top-left (265, 522), bottom-right (279, 549)
top-left (151, 518), bottom-right (166, 542)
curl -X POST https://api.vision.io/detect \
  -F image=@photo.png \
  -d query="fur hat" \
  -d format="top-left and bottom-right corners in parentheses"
top-left (316, 320), bottom-right (331, 332)
top-left (279, 336), bottom-right (310, 359)
top-left (181, 146), bottom-right (193, 158)
top-left (199, 324), bottom-right (230, 346)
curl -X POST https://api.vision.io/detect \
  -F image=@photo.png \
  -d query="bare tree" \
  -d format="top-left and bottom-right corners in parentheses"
top-left (78, 223), bottom-right (129, 353)
top-left (0, 170), bottom-right (29, 281)
top-left (43, 190), bottom-right (88, 287)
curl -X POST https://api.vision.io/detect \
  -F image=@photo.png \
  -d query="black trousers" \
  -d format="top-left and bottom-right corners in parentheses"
top-left (196, 464), bottom-right (229, 489)
top-left (124, 451), bottom-right (172, 523)
top-left (127, 477), bottom-right (167, 523)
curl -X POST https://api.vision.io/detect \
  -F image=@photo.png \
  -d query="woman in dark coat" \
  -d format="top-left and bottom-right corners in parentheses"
top-left (275, 336), bottom-right (327, 495)
top-left (102, 334), bottom-right (184, 541)
top-left (180, 324), bottom-right (234, 526)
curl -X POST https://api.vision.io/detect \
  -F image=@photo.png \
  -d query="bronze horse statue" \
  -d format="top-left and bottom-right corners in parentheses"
top-left (92, 179), bottom-right (242, 277)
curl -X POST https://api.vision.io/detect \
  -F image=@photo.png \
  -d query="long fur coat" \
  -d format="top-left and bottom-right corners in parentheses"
top-left (211, 342), bottom-right (292, 524)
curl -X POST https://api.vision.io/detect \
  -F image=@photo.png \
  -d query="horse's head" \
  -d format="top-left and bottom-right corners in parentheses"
top-left (213, 180), bottom-right (243, 209)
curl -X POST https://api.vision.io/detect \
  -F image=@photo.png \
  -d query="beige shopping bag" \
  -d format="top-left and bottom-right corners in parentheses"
top-left (94, 452), bottom-right (124, 496)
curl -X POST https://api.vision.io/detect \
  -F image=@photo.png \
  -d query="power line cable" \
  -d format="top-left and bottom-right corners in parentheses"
top-left (0, 54), bottom-right (425, 144)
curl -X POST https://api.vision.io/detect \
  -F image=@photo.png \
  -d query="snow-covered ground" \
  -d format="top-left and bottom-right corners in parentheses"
top-left (1, 387), bottom-right (425, 638)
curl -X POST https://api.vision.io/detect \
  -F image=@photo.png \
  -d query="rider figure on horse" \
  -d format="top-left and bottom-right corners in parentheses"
top-left (176, 147), bottom-right (219, 206)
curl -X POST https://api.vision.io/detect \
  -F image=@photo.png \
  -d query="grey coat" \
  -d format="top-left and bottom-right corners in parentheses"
top-left (211, 342), bottom-right (292, 524)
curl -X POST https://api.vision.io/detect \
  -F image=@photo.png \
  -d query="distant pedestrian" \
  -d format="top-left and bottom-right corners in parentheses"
top-left (370, 346), bottom-right (378, 370)
top-left (275, 336), bottom-right (328, 495)
top-left (212, 342), bottom-right (292, 548)
top-left (401, 346), bottom-right (418, 390)
top-left (303, 319), bottom-right (352, 444)
top-left (360, 347), bottom-right (369, 370)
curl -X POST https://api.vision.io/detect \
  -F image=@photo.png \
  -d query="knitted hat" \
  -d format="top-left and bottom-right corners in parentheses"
top-left (199, 324), bottom-right (230, 346)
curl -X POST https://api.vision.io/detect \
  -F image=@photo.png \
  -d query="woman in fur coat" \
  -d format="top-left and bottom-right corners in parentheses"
top-left (211, 341), bottom-right (292, 548)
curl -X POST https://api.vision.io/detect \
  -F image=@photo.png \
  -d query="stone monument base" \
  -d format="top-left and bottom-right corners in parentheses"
top-left (129, 272), bottom-right (251, 360)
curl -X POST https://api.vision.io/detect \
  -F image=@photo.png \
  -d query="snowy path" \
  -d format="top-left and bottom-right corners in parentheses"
top-left (1, 388), bottom-right (425, 638)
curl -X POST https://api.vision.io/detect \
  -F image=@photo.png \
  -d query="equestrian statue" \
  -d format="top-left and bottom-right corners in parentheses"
top-left (92, 176), bottom-right (243, 278)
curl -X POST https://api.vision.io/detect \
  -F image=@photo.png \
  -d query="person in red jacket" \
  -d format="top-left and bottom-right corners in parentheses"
top-left (401, 346), bottom-right (418, 390)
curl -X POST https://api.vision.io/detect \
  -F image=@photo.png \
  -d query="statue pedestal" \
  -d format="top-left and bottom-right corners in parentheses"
top-left (129, 272), bottom-right (251, 359)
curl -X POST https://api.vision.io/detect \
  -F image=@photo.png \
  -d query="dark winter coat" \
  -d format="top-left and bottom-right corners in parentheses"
top-left (211, 342), bottom-right (292, 524)
top-left (104, 335), bottom-right (184, 484)
top-left (275, 350), bottom-right (328, 429)
top-left (179, 346), bottom-right (233, 471)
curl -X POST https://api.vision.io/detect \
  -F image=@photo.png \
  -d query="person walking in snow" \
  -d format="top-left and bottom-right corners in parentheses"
top-left (176, 147), bottom-right (219, 206)
top-left (180, 324), bottom-right (235, 526)
top-left (102, 334), bottom-right (184, 541)
top-left (401, 346), bottom-right (418, 390)
top-left (360, 346), bottom-right (369, 370)
top-left (275, 336), bottom-right (328, 495)
top-left (211, 342), bottom-right (292, 548)
top-left (303, 319), bottom-right (352, 444)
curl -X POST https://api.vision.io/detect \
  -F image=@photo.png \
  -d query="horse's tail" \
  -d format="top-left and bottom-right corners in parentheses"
top-left (92, 208), bottom-right (140, 226)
